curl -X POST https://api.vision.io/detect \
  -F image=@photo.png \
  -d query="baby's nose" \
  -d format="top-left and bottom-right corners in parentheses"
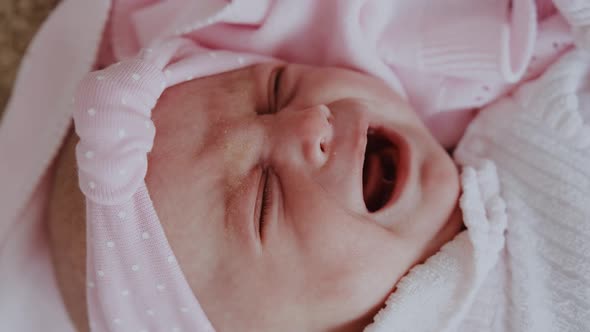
top-left (277, 104), bottom-right (334, 169)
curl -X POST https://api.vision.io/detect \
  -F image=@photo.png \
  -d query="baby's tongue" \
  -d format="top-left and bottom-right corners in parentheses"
top-left (362, 145), bottom-right (397, 212)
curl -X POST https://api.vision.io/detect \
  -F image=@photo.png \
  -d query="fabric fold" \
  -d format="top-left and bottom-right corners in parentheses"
top-left (74, 39), bottom-right (215, 331)
top-left (365, 161), bottom-right (507, 332)
top-left (0, 0), bottom-right (110, 242)
top-left (381, 0), bottom-right (536, 83)
top-left (74, 60), bottom-right (163, 205)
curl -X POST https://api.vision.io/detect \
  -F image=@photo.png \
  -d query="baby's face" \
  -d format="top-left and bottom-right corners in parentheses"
top-left (146, 63), bottom-right (462, 331)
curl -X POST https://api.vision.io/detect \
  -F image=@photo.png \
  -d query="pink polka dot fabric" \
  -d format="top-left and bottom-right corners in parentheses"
top-left (73, 39), bottom-right (215, 332)
top-left (3, 0), bottom-right (590, 331)
top-left (64, 1), bottom-right (590, 331)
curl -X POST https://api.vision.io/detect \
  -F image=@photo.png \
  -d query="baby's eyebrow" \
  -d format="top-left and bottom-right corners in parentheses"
top-left (277, 65), bottom-right (301, 109)
top-left (216, 65), bottom-right (269, 114)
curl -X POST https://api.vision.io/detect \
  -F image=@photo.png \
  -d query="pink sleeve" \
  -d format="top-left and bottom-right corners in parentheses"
top-left (98, 0), bottom-right (579, 148)
top-left (392, 0), bottom-right (574, 146)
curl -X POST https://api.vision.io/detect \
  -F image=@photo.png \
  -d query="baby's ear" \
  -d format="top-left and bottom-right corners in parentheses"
top-left (48, 125), bottom-right (86, 244)
top-left (47, 126), bottom-right (89, 332)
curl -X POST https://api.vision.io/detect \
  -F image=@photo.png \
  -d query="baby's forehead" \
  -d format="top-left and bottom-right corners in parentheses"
top-left (156, 64), bottom-right (268, 113)
top-left (172, 65), bottom-right (258, 96)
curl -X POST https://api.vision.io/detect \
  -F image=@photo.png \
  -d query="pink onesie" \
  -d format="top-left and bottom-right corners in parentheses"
top-left (0, 0), bottom-right (586, 331)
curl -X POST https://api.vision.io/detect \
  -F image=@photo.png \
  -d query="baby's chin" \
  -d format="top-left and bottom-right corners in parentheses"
top-left (404, 150), bottom-right (463, 266)
top-left (419, 201), bottom-right (464, 264)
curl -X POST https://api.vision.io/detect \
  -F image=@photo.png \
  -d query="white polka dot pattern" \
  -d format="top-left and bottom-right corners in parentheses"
top-left (74, 60), bottom-right (160, 205)
top-left (73, 55), bottom-right (215, 331)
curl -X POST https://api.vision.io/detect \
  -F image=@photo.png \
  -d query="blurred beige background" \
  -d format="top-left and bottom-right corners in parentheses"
top-left (0, 0), bottom-right (59, 116)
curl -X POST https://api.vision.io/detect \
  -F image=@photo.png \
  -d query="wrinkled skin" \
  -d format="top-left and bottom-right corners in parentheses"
top-left (47, 63), bottom-right (463, 332)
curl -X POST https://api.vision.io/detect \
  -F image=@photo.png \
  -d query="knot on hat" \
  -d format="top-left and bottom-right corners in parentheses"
top-left (73, 59), bottom-right (166, 205)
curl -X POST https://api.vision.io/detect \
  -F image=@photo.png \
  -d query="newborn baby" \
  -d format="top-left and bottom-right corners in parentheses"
top-left (49, 62), bottom-right (463, 331)
top-left (2, 1), bottom-right (590, 331)
top-left (47, 47), bottom-right (590, 332)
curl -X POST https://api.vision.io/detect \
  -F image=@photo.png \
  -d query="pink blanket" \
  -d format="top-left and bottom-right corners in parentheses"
top-left (0, 0), bottom-right (584, 330)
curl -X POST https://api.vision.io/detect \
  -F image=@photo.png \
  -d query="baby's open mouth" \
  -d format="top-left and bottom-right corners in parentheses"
top-left (362, 128), bottom-right (399, 212)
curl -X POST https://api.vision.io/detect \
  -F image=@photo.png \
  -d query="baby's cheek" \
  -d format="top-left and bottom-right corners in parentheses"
top-left (214, 121), bottom-right (266, 192)
top-left (425, 153), bottom-right (460, 200)
top-left (298, 221), bottom-right (403, 326)
top-left (222, 134), bottom-right (257, 188)
top-left (424, 152), bottom-right (455, 181)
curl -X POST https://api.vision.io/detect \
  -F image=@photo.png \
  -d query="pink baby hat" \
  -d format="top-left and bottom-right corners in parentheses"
top-left (73, 38), bottom-right (216, 332)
